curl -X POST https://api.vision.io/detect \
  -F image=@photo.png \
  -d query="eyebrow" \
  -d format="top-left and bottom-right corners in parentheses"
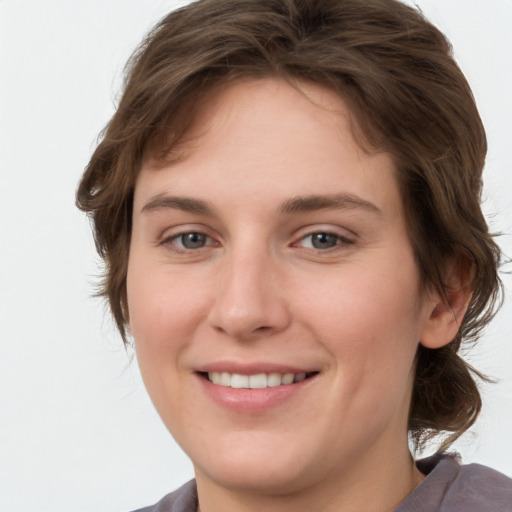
top-left (141, 195), bottom-right (215, 215)
top-left (279, 194), bottom-right (382, 216)
top-left (140, 193), bottom-right (382, 217)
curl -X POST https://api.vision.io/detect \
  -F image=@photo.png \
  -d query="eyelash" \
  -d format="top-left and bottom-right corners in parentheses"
top-left (294, 231), bottom-right (354, 251)
top-left (161, 229), bottom-right (355, 255)
top-left (162, 232), bottom-right (218, 254)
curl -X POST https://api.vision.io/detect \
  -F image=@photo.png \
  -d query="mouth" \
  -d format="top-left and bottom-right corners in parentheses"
top-left (200, 371), bottom-right (319, 389)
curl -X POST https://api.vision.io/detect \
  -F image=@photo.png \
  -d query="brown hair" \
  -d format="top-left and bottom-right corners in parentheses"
top-left (76, 0), bottom-right (503, 449)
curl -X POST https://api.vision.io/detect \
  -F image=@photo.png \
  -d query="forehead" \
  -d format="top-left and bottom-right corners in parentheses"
top-left (135, 78), bottom-right (401, 221)
top-left (160, 78), bottom-right (365, 163)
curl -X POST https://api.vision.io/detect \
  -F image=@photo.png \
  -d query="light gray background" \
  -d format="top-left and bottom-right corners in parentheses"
top-left (1, 1), bottom-right (511, 511)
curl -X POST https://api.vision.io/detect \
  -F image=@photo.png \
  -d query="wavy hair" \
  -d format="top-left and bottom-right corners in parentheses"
top-left (76, 0), bottom-right (503, 449)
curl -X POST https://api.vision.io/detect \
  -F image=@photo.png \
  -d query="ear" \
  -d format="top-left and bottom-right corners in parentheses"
top-left (420, 261), bottom-right (473, 349)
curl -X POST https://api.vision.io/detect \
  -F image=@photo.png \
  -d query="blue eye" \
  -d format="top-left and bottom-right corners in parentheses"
top-left (299, 232), bottom-right (351, 250)
top-left (164, 232), bottom-right (215, 252)
top-left (309, 233), bottom-right (339, 249)
top-left (179, 232), bottom-right (207, 249)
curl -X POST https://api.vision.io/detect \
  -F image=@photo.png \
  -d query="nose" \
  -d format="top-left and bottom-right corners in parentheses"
top-left (207, 246), bottom-right (291, 340)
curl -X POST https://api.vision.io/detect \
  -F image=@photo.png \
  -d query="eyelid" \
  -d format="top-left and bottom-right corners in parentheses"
top-left (156, 224), bottom-right (356, 254)
top-left (158, 225), bottom-right (220, 254)
top-left (291, 226), bottom-right (356, 251)
top-left (292, 224), bottom-right (356, 240)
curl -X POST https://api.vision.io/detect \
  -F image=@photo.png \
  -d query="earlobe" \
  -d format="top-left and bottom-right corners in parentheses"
top-left (420, 263), bottom-right (473, 349)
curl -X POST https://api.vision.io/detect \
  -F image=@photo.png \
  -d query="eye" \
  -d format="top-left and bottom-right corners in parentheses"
top-left (297, 231), bottom-right (353, 250)
top-left (163, 231), bottom-right (217, 253)
top-left (177, 232), bottom-right (208, 249)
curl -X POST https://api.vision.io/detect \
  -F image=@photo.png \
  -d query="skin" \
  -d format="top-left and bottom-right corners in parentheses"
top-left (127, 78), bottom-right (463, 512)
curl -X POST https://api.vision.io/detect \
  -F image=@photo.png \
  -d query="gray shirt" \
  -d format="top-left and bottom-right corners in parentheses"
top-left (132, 453), bottom-right (512, 512)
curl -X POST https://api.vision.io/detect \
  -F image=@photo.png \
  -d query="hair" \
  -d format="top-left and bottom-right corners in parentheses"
top-left (77, 0), bottom-right (503, 450)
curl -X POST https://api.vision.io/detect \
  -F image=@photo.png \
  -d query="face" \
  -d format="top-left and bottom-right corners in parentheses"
top-left (127, 78), bottom-right (436, 496)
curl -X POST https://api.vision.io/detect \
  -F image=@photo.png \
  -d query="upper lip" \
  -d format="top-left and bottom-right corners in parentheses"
top-left (195, 361), bottom-right (318, 375)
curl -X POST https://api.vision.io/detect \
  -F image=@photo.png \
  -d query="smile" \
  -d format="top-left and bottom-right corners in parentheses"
top-left (197, 368), bottom-right (320, 413)
top-left (206, 371), bottom-right (315, 388)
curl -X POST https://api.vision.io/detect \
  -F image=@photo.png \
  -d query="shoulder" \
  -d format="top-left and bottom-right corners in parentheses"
top-left (446, 460), bottom-right (512, 511)
top-left (396, 453), bottom-right (512, 512)
top-left (129, 480), bottom-right (197, 512)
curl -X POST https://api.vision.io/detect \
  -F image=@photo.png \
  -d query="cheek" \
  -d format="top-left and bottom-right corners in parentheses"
top-left (126, 260), bottom-right (210, 422)
top-left (126, 258), bottom-right (207, 362)
top-left (304, 259), bottom-right (421, 338)
top-left (298, 256), bottom-right (423, 391)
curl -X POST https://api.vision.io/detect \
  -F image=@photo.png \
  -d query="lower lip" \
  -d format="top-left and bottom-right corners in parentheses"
top-left (197, 374), bottom-right (317, 414)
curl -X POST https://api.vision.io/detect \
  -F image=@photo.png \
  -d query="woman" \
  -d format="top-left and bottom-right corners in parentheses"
top-left (77, 0), bottom-right (512, 510)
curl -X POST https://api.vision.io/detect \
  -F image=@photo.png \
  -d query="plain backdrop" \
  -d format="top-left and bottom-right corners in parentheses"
top-left (1, 1), bottom-right (511, 511)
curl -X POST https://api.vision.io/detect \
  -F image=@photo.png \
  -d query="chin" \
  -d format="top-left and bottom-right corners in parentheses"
top-left (196, 460), bottom-right (315, 496)
top-left (189, 431), bottom-right (331, 496)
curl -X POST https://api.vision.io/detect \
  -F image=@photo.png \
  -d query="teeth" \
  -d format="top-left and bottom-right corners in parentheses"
top-left (249, 373), bottom-right (267, 389)
top-left (267, 373), bottom-right (282, 387)
top-left (281, 373), bottom-right (294, 385)
top-left (207, 371), bottom-right (310, 388)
